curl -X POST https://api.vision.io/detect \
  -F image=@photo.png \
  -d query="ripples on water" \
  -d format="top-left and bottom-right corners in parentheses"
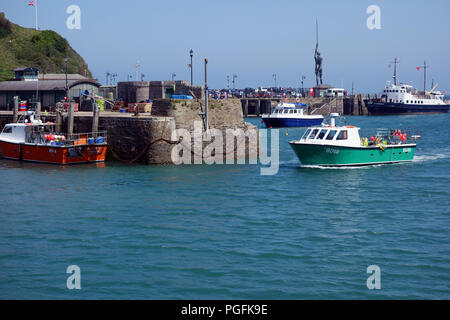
top-left (0, 114), bottom-right (449, 299)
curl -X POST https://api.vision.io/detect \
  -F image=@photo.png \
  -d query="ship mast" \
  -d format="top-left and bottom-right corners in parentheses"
top-left (390, 57), bottom-right (399, 85)
top-left (423, 60), bottom-right (428, 94)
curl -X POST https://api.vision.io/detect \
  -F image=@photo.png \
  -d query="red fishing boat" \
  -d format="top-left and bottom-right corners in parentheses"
top-left (0, 112), bottom-right (107, 164)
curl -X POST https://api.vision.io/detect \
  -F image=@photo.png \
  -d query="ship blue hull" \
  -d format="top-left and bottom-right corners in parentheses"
top-left (365, 101), bottom-right (450, 115)
top-left (262, 117), bottom-right (324, 128)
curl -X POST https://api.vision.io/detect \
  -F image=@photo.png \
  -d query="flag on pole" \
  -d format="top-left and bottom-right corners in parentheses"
top-left (28, 0), bottom-right (38, 30)
top-left (416, 67), bottom-right (420, 71)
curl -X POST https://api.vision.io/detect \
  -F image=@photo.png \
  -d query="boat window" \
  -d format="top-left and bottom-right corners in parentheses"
top-left (2, 126), bottom-right (12, 134)
top-left (289, 110), bottom-right (294, 114)
top-left (302, 129), bottom-right (311, 139)
top-left (308, 128), bottom-right (319, 139)
top-left (317, 129), bottom-right (328, 140)
top-left (336, 130), bottom-right (348, 140)
top-left (283, 110), bottom-right (289, 114)
top-left (326, 130), bottom-right (337, 140)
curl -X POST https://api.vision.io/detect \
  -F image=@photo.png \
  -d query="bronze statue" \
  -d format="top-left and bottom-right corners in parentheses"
top-left (315, 44), bottom-right (323, 86)
top-left (314, 20), bottom-right (323, 86)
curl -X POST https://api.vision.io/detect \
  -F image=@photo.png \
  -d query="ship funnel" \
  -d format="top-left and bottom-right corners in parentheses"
top-left (329, 113), bottom-right (339, 126)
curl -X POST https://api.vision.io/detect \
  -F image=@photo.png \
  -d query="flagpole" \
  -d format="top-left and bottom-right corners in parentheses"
top-left (35, 0), bottom-right (38, 30)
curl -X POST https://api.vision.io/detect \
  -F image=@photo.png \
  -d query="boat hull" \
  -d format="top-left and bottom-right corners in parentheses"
top-left (289, 143), bottom-right (416, 166)
top-left (262, 117), bottom-right (323, 128)
top-left (0, 140), bottom-right (107, 164)
top-left (365, 100), bottom-right (450, 115)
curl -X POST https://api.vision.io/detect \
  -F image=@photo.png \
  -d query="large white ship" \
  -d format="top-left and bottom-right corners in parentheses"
top-left (365, 59), bottom-right (449, 115)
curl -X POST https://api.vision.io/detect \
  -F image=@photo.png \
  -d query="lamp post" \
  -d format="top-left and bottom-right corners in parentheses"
top-left (301, 75), bottom-right (306, 97)
top-left (232, 74), bottom-right (237, 90)
top-left (171, 73), bottom-right (176, 81)
top-left (189, 49), bottom-right (193, 85)
top-left (64, 57), bottom-right (69, 101)
top-left (272, 73), bottom-right (277, 90)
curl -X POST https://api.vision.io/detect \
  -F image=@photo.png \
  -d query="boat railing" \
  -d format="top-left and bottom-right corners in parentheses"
top-left (359, 128), bottom-right (421, 146)
top-left (27, 130), bottom-right (107, 146)
top-left (66, 131), bottom-right (108, 146)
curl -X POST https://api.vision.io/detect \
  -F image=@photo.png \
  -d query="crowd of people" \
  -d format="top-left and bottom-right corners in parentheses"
top-left (208, 87), bottom-right (307, 99)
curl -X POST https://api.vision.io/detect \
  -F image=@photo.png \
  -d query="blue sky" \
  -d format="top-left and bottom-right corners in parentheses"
top-left (2, 0), bottom-right (450, 93)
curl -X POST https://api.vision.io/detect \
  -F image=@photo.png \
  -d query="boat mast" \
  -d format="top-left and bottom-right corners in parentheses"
top-left (418, 60), bottom-right (429, 94)
top-left (423, 60), bottom-right (427, 94)
top-left (390, 57), bottom-right (399, 85)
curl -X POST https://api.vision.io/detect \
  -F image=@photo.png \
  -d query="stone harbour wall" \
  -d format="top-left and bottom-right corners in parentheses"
top-left (0, 98), bottom-right (257, 165)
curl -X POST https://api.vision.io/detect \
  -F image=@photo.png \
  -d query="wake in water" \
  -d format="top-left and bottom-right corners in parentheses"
top-left (413, 153), bottom-right (449, 162)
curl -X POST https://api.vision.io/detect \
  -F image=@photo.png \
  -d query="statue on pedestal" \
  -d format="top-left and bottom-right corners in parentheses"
top-left (314, 20), bottom-right (323, 87)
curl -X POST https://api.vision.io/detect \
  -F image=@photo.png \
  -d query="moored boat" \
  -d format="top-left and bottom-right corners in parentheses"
top-left (262, 102), bottom-right (324, 128)
top-left (289, 113), bottom-right (419, 167)
top-left (365, 59), bottom-right (450, 115)
top-left (0, 111), bottom-right (107, 165)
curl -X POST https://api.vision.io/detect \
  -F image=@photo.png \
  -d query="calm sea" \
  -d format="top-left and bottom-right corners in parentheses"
top-left (0, 114), bottom-right (449, 299)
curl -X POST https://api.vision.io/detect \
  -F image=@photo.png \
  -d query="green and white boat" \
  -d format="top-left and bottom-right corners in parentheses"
top-left (289, 114), bottom-right (419, 167)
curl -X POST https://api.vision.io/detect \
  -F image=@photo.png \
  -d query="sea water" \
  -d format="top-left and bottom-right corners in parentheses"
top-left (0, 114), bottom-right (449, 299)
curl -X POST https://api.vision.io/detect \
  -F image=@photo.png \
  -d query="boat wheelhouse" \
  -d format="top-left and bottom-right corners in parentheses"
top-left (289, 114), bottom-right (418, 167)
top-left (262, 102), bottom-right (324, 128)
top-left (0, 112), bottom-right (107, 164)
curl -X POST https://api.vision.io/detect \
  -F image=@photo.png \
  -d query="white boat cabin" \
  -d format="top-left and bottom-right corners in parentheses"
top-left (271, 103), bottom-right (307, 116)
top-left (299, 125), bottom-right (361, 147)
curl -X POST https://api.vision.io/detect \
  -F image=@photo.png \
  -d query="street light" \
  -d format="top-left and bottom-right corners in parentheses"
top-left (301, 75), bottom-right (306, 97)
top-left (232, 74), bottom-right (237, 90)
top-left (171, 73), bottom-right (176, 81)
top-left (64, 57), bottom-right (69, 101)
top-left (272, 73), bottom-right (277, 90)
top-left (189, 49), bottom-right (193, 85)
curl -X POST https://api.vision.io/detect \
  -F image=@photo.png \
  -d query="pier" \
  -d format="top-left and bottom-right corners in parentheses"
top-left (240, 96), bottom-right (370, 117)
top-left (0, 98), bottom-right (257, 165)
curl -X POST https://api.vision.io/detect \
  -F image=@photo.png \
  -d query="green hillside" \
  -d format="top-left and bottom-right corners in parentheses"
top-left (0, 12), bottom-right (92, 81)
